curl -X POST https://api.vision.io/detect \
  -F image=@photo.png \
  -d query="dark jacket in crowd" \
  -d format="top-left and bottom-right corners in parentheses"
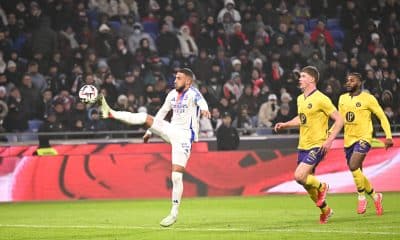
top-left (216, 124), bottom-right (240, 150)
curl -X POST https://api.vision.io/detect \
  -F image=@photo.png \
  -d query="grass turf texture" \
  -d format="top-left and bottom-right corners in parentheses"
top-left (0, 193), bottom-right (399, 240)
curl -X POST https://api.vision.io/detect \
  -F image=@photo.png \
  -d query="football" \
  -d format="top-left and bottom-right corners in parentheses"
top-left (79, 84), bottom-right (99, 103)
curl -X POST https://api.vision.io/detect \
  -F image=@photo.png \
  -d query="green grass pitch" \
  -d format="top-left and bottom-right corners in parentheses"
top-left (0, 193), bottom-right (399, 240)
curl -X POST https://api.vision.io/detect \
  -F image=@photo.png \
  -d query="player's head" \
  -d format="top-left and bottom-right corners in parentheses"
top-left (299, 66), bottom-right (319, 91)
top-left (346, 72), bottom-right (362, 94)
top-left (175, 68), bottom-right (194, 92)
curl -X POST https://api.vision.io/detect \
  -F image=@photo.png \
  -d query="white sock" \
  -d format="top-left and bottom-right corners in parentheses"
top-left (111, 111), bottom-right (147, 125)
top-left (171, 171), bottom-right (183, 217)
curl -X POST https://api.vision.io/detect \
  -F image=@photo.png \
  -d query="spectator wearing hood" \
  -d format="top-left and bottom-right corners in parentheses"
top-left (217, 0), bottom-right (241, 23)
top-left (258, 93), bottom-right (279, 128)
top-left (177, 24), bottom-right (198, 59)
top-left (127, 22), bottom-right (156, 55)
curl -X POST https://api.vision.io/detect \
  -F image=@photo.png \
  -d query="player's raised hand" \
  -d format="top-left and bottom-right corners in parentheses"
top-left (384, 138), bottom-right (393, 150)
top-left (201, 110), bottom-right (211, 119)
top-left (143, 131), bottom-right (152, 143)
top-left (274, 122), bottom-right (285, 132)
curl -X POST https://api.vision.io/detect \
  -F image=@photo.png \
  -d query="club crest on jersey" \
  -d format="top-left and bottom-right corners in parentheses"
top-left (356, 102), bottom-right (361, 107)
top-left (307, 103), bottom-right (312, 109)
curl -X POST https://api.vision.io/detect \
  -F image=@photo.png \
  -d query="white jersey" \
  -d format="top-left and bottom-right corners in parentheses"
top-left (154, 86), bottom-right (209, 142)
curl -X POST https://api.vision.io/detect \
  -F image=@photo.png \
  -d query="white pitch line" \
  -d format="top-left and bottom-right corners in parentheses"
top-left (0, 224), bottom-right (398, 235)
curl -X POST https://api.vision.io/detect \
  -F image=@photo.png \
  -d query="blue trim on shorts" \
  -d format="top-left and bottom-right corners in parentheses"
top-left (344, 140), bottom-right (371, 164)
top-left (298, 148), bottom-right (325, 166)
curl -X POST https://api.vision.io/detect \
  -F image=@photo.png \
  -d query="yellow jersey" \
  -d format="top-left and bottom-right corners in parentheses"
top-left (338, 91), bottom-right (392, 147)
top-left (297, 90), bottom-right (337, 150)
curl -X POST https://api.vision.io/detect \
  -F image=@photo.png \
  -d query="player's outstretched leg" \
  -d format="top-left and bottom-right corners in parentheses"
top-left (98, 95), bottom-right (148, 125)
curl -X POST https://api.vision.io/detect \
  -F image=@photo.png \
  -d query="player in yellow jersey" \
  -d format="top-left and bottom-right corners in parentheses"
top-left (274, 66), bottom-right (344, 224)
top-left (338, 72), bottom-right (393, 215)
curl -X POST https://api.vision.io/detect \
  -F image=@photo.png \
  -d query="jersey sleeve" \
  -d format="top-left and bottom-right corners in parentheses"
top-left (320, 95), bottom-right (337, 116)
top-left (193, 88), bottom-right (209, 111)
top-left (154, 92), bottom-right (172, 120)
top-left (368, 95), bottom-right (392, 139)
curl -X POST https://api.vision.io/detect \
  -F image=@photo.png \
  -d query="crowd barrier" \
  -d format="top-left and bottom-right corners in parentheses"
top-left (0, 138), bottom-right (399, 202)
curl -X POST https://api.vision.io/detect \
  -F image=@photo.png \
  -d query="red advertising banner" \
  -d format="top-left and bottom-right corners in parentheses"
top-left (0, 139), bottom-right (399, 202)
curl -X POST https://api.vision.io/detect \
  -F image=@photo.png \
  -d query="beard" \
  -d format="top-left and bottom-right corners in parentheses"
top-left (347, 85), bottom-right (359, 94)
top-left (176, 85), bottom-right (185, 92)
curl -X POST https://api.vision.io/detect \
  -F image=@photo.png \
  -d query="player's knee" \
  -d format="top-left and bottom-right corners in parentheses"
top-left (172, 172), bottom-right (183, 185)
top-left (348, 161), bottom-right (360, 171)
top-left (294, 172), bottom-right (306, 185)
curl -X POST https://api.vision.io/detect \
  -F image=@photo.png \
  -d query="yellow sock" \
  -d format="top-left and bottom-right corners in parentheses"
top-left (351, 168), bottom-right (365, 198)
top-left (363, 175), bottom-right (376, 199)
top-left (306, 175), bottom-right (322, 190)
top-left (304, 185), bottom-right (318, 203)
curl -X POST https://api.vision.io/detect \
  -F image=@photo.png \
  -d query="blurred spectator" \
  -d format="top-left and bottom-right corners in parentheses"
top-left (292, 0), bottom-right (311, 20)
top-left (233, 105), bottom-right (254, 135)
top-left (199, 114), bottom-right (214, 137)
top-left (157, 22), bottom-right (179, 58)
top-left (210, 107), bottom-right (223, 130)
top-left (85, 109), bottom-right (106, 131)
top-left (38, 89), bottom-right (53, 120)
top-left (258, 93), bottom-right (279, 128)
top-left (192, 49), bottom-right (212, 84)
top-left (177, 25), bottom-right (198, 59)
top-left (217, 0), bottom-right (241, 23)
top-left (311, 19), bottom-right (333, 46)
top-left (27, 61), bottom-right (47, 93)
top-left (217, 112), bottom-right (239, 150)
top-left (31, 17), bottom-right (58, 64)
top-left (127, 22), bottom-right (156, 55)
top-left (108, 37), bottom-right (133, 80)
top-left (238, 85), bottom-right (257, 117)
top-left (223, 72), bottom-right (243, 101)
top-left (4, 87), bottom-right (28, 131)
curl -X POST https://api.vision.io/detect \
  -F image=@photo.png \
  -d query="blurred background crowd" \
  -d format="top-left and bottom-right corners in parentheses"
top-left (0, 0), bottom-right (398, 140)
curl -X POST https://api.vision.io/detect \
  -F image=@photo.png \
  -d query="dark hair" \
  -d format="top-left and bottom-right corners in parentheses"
top-left (348, 72), bottom-right (362, 81)
top-left (178, 68), bottom-right (194, 79)
top-left (301, 66), bottom-right (320, 83)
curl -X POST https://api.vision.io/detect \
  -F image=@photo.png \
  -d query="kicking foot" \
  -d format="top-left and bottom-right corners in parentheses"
top-left (99, 95), bottom-right (112, 119)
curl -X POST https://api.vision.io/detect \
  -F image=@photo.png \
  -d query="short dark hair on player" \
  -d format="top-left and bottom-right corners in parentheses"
top-left (348, 72), bottom-right (362, 82)
top-left (301, 66), bottom-right (320, 83)
top-left (178, 68), bottom-right (194, 79)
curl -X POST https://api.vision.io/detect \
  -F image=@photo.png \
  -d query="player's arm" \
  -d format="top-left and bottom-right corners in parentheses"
top-left (320, 96), bottom-right (344, 154)
top-left (143, 93), bottom-right (173, 142)
top-left (328, 95), bottom-right (344, 134)
top-left (369, 96), bottom-right (393, 149)
top-left (194, 89), bottom-right (211, 118)
top-left (274, 116), bottom-right (300, 132)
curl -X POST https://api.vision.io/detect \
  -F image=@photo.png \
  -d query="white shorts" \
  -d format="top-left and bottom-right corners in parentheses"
top-left (150, 118), bottom-right (193, 167)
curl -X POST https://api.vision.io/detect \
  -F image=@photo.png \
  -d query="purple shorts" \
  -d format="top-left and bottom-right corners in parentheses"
top-left (345, 140), bottom-right (371, 164)
top-left (298, 148), bottom-right (326, 166)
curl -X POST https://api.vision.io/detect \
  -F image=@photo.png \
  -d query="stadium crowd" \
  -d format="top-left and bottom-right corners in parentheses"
top-left (0, 0), bottom-right (399, 139)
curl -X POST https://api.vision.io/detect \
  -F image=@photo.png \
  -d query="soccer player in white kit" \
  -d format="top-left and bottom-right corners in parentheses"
top-left (99, 68), bottom-right (211, 227)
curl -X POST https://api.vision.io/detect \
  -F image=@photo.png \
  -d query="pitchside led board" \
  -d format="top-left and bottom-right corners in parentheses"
top-left (0, 139), bottom-right (399, 202)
